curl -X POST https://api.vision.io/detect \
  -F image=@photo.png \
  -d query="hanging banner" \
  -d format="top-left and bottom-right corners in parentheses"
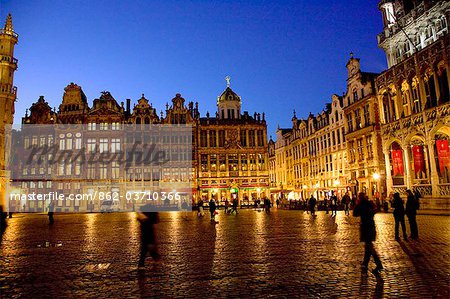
top-left (436, 140), bottom-right (450, 174)
top-left (412, 145), bottom-right (426, 175)
top-left (391, 150), bottom-right (404, 176)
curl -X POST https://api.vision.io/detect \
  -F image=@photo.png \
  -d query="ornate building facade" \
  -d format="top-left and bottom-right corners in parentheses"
top-left (269, 1), bottom-right (450, 209)
top-left (377, 0), bottom-right (450, 208)
top-left (0, 15), bottom-right (18, 213)
top-left (14, 79), bottom-right (268, 211)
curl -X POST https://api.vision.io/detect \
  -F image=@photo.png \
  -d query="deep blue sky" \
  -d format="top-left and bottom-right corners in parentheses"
top-left (1, 0), bottom-right (387, 136)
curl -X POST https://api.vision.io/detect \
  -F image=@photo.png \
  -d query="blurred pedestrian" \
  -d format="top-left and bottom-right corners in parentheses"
top-left (353, 192), bottom-right (383, 276)
top-left (330, 192), bottom-right (338, 216)
top-left (323, 196), bottom-right (329, 214)
top-left (405, 190), bottom-right (419, 239)
top-left (342, 192), bottom-right (351, 215)
top-left (0, 205), bottom-right (6, 243)
top-left (230, 197), bottom-right (238, 214)
top-left (48, 201), bottom-right (55, 225)
top-left (308, 195), bottom-right (316, 216)
top-left (224, 198), bottom-right (229, 214)
top-left (197, 198), bottom-right (204, 218)
top-left (392, 193), bottom-right (407, 240)
top-left (137, 204), bottom-right (160, 268)
top-left (264, 196), bottom-right (271, 213)
top-left (276, 197), bottom-right (280, 208)
top-left (209, 198), bottom-right (217, 222)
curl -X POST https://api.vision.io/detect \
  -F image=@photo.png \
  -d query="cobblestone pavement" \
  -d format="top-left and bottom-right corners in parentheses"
top-left (1, 209), bottom-right (449, 298)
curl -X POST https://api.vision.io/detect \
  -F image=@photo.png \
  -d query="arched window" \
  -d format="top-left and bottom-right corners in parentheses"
top-left (136, 117), bottom-right (141, 125)
top-left (424, 72), bottom-right (438, 108)
top-left (401, 81), bottom-right (411, 117)
top-left (437, 66), bottom-right (449, 103)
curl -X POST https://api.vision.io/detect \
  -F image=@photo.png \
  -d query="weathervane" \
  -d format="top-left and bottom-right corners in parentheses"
top-left (225, 76), bottom-right (231, 87)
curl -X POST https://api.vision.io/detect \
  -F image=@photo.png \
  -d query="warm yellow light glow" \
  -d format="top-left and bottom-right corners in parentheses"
top-left (373, 173), bottom-right (381, 180)
top-left (333, 180), bottom-right (340, 187)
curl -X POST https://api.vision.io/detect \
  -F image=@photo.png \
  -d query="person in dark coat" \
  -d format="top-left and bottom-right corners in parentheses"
top-left (391, 193), bottom-right (407, 240)
top-left (137, 204), bottom-right (160, 267)
top-left (353, 192), bottom-right (383, 276)
top-left (330, 192), bottom-right (338, 216)
top-left (48, 201), bottom-right (55, 225)
top-left (308, 195), bottom-right (316, 216)
top-left (405, 190), bottom-right (419, 239)
top-left (209, 198), bottom-right (217, 222)
top-left (342, 192), bottom-right (351, 215)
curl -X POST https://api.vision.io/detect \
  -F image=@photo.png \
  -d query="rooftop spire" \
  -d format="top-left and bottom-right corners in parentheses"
top-left (4, 13), bottom-right (14, 33)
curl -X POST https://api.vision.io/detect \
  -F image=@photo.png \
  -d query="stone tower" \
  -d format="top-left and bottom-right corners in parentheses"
top-left (217, 76), bottom-right (241, 120)
top-left (0, 14), bottom-right (18, 215)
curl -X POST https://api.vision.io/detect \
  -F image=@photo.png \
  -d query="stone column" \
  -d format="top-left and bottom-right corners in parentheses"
top-left (402, 143), bottom-right (413, 189)
top-left (394, 84), bottom-right (402, 120)
top-left (384, 149), bottom-right (393, 195)
top-left (426, 139), bottom-right (440, 198)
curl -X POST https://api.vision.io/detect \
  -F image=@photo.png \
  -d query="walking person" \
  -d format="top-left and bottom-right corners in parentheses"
top-left (230, 197), bottom-right (239, 214)
top-left (137, 204), bottom-right (160, 268)
top-left (48, 201), bottom-right (55, 225)
top-left (224, 198), bottom-right (229, 214)
top-left (342, 192), bottom-right (351, 216)
top-left (308, 195), bottom-right (316, 216)
top-left (391, 193), bottom-right (407, 241)
top-left (264, 196), bottom-right (271, 213)
top-left (331, 192), bottom-right (338, 216)
top-left (353, 192), bottom-right (383, 276)
top-left (197, 198), bottom-right (204, 218)
top-left (209, 198), bottom-right (217, 222)
top-left (323, 196), bottom-right (329, 214)
top-left (405, 190), bottom-right (419, 239)
top-left (276, 197), bottom-right (280, 209)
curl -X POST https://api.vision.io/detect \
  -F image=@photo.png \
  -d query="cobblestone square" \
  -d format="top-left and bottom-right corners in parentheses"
top-left (1, 210), bottom-right (449, 298)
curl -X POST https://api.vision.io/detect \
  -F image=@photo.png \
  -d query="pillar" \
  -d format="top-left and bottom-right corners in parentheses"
top-left (402, 143), bottom-right (413, 189)
top-left (384, 149), bottom-right (393, 195)
top-left (426, 139), bottom-right (440, 197)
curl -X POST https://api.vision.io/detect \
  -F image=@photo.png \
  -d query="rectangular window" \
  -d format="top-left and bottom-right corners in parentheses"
top-left (111, 138), bottom-right (121, 153)
top-left (228, 154), bottom-right (238, 171)
top-left (209, 130), bottom-right (217, 147)
top-left (218, 130), bottom-right (225, 147)
top-left (257, 130), bottom-right (264, 147)
top-left (240, 154), bottom-right (248, 171)
top-left (100, 123), bottom-right (108, 130)
top-left (201, 154), bottom-right (208, 172)
top-left (200, 130), bottom-right (207, 147)
top-left (111, 122), bottom-right (120, 130)
top-left (249, 130), bottom-right (255, 147)
top-left (357, 138), bottom-right (364, 161)
top-left (99, 138), bottom-right (108, 153)
top-left (363, 104), bottom-right (370, 126)
top-left (219, 154), bottom-right (226, 171)
top-left (355, 109), bottom-right (361, 129)
top-left (87, 138), bottom-right (96, 153)
top-left (210, 154), bottom-right (217, 172)
top-left (366, 136), bottom-right (373, 159)
top-left (258, 154), bottom-right (265, 171)
top-left (347, 114), bottom-right (353, 133)
top-left (88, 123), bottom-right (96, 131)
top-left (240, 130), bottom-right (247, 147)
top-left (249, 154), bottom-right (256, 171)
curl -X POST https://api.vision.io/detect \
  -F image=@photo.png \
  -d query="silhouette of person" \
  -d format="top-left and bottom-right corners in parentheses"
top-left (209, 198), bottom-right (217, 222)
top-left (342, 192), bottom-right (351, 215)
top-left (405, 190), bottom-right (419, 239)
top-left (353, 192), bottom-right (383, 276)
top-left (391, 193), bottom-right (407, 240)
top-left (137, 204), bottom-right (160, 268)
top-left (308, 195), bottom-right (316, 216)
top-left (48, 201), bottom-right (55, 225)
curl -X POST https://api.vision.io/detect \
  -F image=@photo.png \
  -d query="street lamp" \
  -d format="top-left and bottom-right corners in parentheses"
top-left (372, 173), bottom-right (381, 180)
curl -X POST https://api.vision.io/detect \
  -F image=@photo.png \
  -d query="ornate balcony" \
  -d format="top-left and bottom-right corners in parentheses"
top-left (0, 28), bottom-right (18, 39)
top-left (1, 55), bottom-right (18, 67)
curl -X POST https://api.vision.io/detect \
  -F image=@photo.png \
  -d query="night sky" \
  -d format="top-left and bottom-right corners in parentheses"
top-left (1, 0), bottom-right (387, 136)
